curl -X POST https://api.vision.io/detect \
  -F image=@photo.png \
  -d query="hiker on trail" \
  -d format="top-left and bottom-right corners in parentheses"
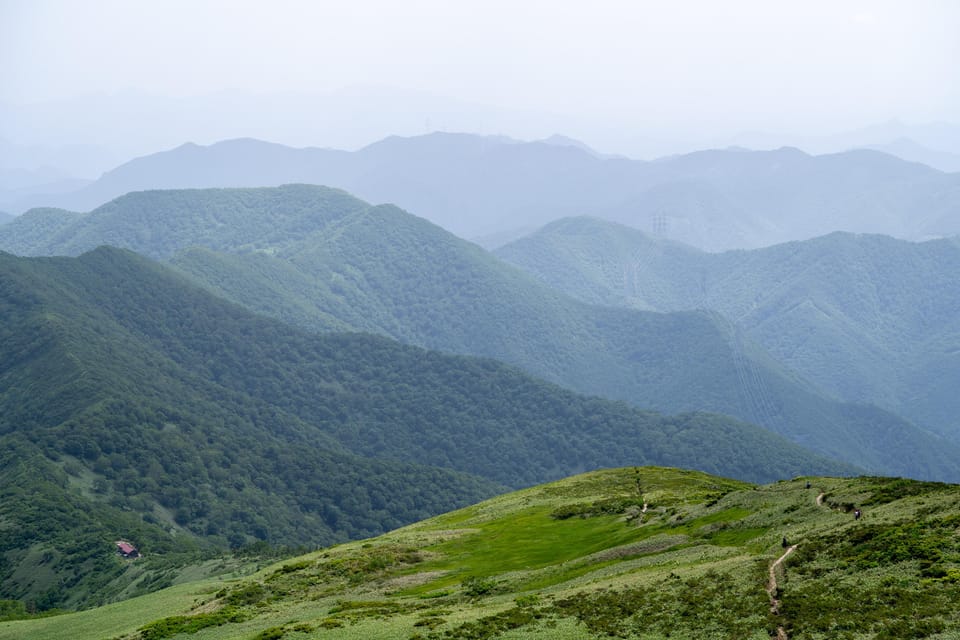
top-left (854, 509), bottom-right (861, 520)
top-left (782, 536), bottom-right (789, 548)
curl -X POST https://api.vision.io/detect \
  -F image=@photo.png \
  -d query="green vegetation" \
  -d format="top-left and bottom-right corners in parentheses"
top-left (0, 437), bottom-right (204, 611)
top-left (781, 490), bottom-right (960, 637)
top-left (496, 216), bottom-right (960, 443)
top-left (137, 606), bottom-right (248, 640)
top-left (0, 247), bottom-right (850, 611)
top-left (547, 569), bottom-right (770, 639)
top-left (0, 185), bottom-right (952, 480)
top-left (0, 186), bottom-right (368, 259)
top-left (4, 184), bottom-right (959, 623)
top-left (0, 600), bottom-right (61, 622)
top-left (6, 467), bottom-right (960, 640)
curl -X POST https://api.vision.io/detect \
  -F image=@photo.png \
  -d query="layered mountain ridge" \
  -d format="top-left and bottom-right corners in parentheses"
top-left (495, 217), bottom-right (960, 439)
top-left (1, 185), bottom-right (955, 482)
top-left (4, 133), bottom-right (959, 250)
top-left (1, 245), bottom-right (853, 608)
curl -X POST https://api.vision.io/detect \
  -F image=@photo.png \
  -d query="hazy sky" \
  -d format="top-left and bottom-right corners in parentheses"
top-left (1, 0), bottom-right (959, 157)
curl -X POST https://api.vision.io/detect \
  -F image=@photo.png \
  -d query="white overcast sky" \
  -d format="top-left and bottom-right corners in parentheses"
top-left (1, 0), bottom-right (959, 152)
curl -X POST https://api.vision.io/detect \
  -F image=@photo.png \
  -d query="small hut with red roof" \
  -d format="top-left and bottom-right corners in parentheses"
top-left (115, 540), bottom-right (141, 558)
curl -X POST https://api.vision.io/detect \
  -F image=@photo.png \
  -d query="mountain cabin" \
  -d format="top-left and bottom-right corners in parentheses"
top-left (115, 540), bottom-right (141, 558)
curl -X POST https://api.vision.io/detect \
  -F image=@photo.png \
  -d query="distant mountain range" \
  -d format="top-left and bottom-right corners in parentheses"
top-left (731, 120), bottom-right (960, 161)
top-left (0, 165), bottom-right (91, 211)
top-left (0, 135), bottom-right (119, 182)
top-left (3, 133), bottom-right (959, 251)
top-left (1, 245), bottom-right (852, 608)
top-left (496, 217), bottom-right (960, 440)
top-left (2, 185), bottom-right (956, 483)
top-left (6, 88), bottom-right (960, 170)
top-left (863, 138), bottom-right (960, 173)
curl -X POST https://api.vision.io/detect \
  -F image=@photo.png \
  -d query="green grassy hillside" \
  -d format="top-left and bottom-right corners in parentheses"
top-left (6, 466), bottom-right (959, 640)
top-left (495, 217), bottom-right (960, 439)
top-left (0, 185), bottom-right (950, 479)
top-left (1, 248), bottom-right (851, 611)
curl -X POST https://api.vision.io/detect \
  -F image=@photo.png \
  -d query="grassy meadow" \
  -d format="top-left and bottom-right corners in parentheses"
top-left (4, 466), bottom-right (959, 640)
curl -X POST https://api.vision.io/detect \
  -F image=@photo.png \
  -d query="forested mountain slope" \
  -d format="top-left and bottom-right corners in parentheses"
top-left (0, 247), bottom-right (850, 609)
top-left (1, 186), bottom-right (955, 479)
top-left (496, 217), bottom-right (960, 438)
top-left (6, 133), bottom-right (960, 250)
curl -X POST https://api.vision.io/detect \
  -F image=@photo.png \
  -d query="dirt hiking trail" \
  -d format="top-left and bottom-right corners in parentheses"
top-left (767, 544), bottom-right (797, 639)
top-left (766, 487), bottom-right (826, 639)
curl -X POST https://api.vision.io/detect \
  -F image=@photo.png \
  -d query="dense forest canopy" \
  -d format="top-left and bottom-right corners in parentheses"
top-left (1, 185), bottom-right (954, 479)
top-left (0, 246), bottom-right (853, 609)
top-left (496, 217), bottom-right (960, 440)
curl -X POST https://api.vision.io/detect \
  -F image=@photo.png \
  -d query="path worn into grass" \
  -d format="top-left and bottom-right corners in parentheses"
top-left (768, 545), bottom-right (797, 605)
top-left (766, 488), bottom-right (824, 639)
top-left (767, 544), bottom-right (797, 639)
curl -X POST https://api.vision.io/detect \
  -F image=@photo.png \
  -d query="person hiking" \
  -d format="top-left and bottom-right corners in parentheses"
top-left (854, 509), bottom-right (861, 520)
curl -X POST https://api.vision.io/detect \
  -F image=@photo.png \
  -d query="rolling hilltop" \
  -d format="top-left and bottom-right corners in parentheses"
top-left (5, 466), bottom-right (960, 639)
top-left (4, 133), bottom-right (960, 250)
top-left (495, 217), bottom-right (960, 439)
top-left (1, 186), bottom-right (955, 480)
top-left (0, 247), bottom-right (849, 610)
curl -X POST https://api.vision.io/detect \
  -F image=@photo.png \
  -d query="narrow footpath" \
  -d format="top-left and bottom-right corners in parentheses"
top-left (766, 488), bottom-right (825, 639)
top-left (767, 544), bottom-right (797, 639)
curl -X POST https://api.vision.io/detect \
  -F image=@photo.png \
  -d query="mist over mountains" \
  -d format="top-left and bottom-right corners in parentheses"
top-left (497, 218), bottom-right (960, 439)
top-left (3, 133), bottom-right (959, 253)
top-left (5, 88), bottom-right (960, 174)
top-left (864, 137), bottom-right (960, 173)
top-left (733, 119), bottom-right (960, 166)
top-left (3, 184), bottom-right (958, 484)
top-left (4, 2), bottom-right (960, 630)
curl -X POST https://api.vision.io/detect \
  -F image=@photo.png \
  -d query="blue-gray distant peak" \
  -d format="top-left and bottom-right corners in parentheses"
top-left (7, 133), bottom-right (960, 249)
